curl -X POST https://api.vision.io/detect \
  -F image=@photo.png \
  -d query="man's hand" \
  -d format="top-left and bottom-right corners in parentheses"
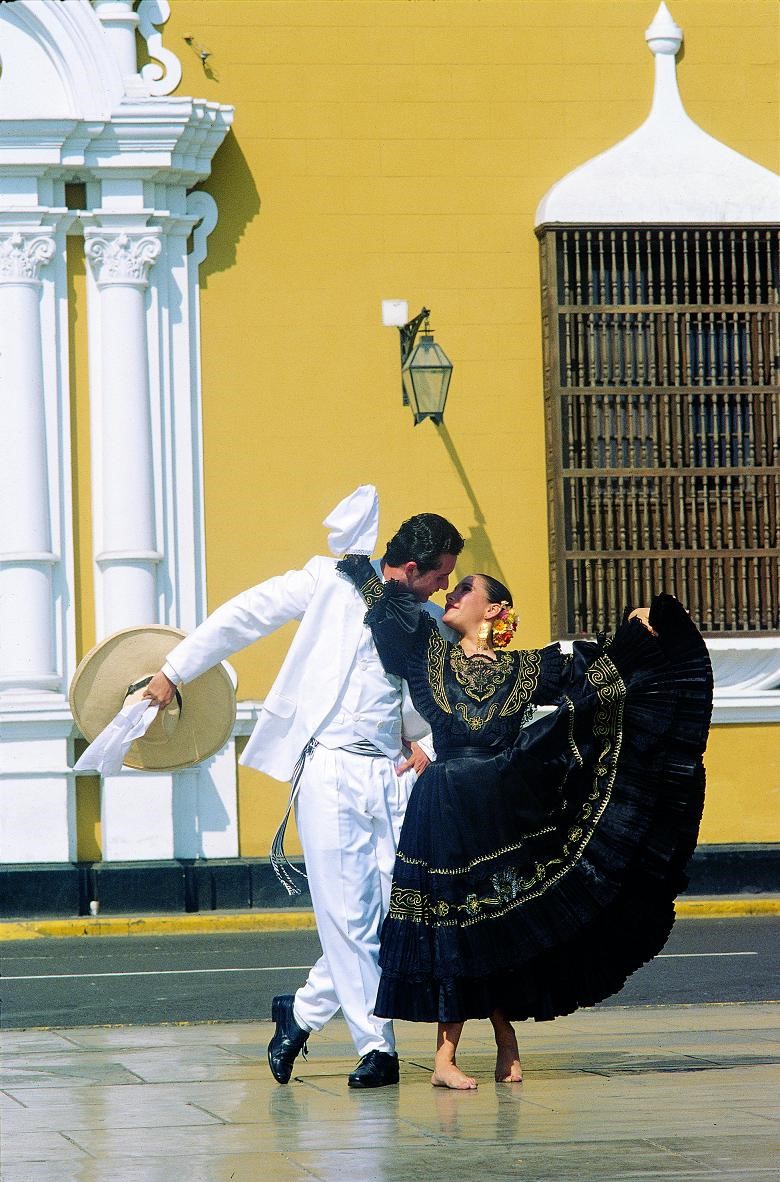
top-left (396, 740), bottom-right (430, 776)
top-left (628, 607), bottom-right (658, 637)
top-left (142, 670), bottom-right (177, 707)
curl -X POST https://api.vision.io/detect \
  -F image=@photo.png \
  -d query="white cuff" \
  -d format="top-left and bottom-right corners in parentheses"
top-left (415, 733), bottom-right (436, 761)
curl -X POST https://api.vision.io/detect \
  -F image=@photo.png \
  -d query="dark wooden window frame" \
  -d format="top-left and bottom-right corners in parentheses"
top-left (538, 224), bottom-right (780, 638)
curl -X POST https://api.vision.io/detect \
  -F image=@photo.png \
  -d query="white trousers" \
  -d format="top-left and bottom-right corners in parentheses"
top-left (292, 743), bottom-right (414, 1056)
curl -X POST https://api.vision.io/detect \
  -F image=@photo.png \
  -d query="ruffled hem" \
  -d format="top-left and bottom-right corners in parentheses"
top-left (376, 594), bottom-right (713, 1023)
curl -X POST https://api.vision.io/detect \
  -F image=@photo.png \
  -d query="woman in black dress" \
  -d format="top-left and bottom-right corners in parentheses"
top-left (338, 557), bottom-right (713, 1090)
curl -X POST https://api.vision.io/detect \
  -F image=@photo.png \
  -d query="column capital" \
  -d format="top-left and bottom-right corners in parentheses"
top-left (85, 229), bottom-right (161, 287)
top-left (0, 232), bottom-right (55, 283)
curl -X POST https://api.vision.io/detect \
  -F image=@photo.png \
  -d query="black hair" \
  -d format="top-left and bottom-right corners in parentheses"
top-left (382, 513), bottom-right (464, 573)
top-left (474, 573), bottom-right (513, 608)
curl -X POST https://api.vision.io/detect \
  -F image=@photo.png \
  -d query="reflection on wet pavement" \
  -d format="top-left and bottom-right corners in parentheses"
top-left (1, 1004), bottom-right (778, 1180)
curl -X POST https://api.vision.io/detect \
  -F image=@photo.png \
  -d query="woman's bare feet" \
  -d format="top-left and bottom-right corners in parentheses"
top-left (431, 1059), bottom-right (477, 1090)
top-left (490, 1009), bottom-right (523, 1082)
top-left (494, 1044), bottom-right (523, 1083)
top-left (432, 1021), bottom-right (476, 1090)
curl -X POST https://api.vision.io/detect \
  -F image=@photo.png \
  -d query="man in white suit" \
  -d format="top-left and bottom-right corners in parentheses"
top-left (143, 487), bottom-right (463, 1088)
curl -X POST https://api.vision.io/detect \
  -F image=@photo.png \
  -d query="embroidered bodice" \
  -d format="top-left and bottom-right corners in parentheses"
top-left (398, 612), bottom-right (564, 751)
top-left (337, 555), bottom-right (565, 753)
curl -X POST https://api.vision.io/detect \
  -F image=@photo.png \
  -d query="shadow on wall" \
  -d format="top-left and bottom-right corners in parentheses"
top-left (195, 130), bottom-right (261, 280)
top-left (437, 424), bottom-right (508, 588)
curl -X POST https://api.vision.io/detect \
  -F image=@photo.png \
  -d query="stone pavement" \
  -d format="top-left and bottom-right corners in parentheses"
top-left (1, 1003), bottom-right (778, 1181)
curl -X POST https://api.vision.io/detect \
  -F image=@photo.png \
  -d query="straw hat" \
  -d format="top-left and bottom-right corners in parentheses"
top-left (69, 626), bottom-right (236, 771)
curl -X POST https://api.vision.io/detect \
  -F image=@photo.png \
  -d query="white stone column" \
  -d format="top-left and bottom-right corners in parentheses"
top-left (85, 228), bottom-right (162, 635)
top-left (0, 230), bottom-right (58, 696)
top-left (85, 225), bottom-right (175, 863)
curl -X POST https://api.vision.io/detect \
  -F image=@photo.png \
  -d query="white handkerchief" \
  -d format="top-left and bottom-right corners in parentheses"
top-left (323, 484), bottom-right (379, 556)
top-left (74, 699), bottom-right (160, 776)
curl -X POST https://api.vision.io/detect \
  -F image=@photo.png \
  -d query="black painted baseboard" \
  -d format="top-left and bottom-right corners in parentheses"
top-left (0, 845), bottom-right (777, 919)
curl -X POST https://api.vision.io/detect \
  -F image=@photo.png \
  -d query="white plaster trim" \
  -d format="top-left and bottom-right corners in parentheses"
top-left (2, 0), bottom-right (125, 119)
top-left (712, 693), bottom-right (780, 725)
top-left (137, 0), bottom-right (182, 98)
top-left (234, 701), bottom-right (265, 736)
top-left (44, 215), bottom-right (79, 697)
top-left (706, 639), bottom-right (780, 693)
top-left (179, 191), bottom-right (219, 628)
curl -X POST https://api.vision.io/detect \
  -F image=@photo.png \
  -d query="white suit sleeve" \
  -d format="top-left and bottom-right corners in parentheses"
top-left (163, 558), bottom-right (320, 685)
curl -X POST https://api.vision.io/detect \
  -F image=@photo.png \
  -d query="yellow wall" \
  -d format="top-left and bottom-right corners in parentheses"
top-left (77, 0), bottom-right (780, 856)
top-left (67, 238), bottom-right (94, 664)
top-left (700, 725), bottom-right (780, 844)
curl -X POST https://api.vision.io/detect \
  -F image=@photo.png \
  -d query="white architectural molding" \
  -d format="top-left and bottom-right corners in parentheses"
top-left (137, 0), bottom-right (182, 98)
top-left (0, 0), bottom-right (234, 866)
top-left (175, 190), bottom-right (219, 629)
top-left (85, 230), bottom-right (161, 283)
top-left (0, 0), bottom-right (125, 119)
top-left (0, 231), bottom-right (55, 278)
top-left (706, 638), bottom-right (780, 694)
top-left (712, 693), bottom-right (780, 726)
top-left (536, 1), bottom-right (780, 226)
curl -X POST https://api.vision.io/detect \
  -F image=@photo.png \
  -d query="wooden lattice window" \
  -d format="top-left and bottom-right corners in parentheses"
top-left (538, 225), bottom-right (780, 637)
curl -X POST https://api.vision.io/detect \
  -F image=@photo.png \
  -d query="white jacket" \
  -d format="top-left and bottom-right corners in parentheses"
top-left (163, 555), bottom-right (436, 782)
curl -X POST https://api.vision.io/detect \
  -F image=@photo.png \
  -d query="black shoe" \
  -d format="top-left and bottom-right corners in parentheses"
top-left (347, 1050), bottom-right (399, 1089)
top-left (267, 995), bottom-right (309, 1084)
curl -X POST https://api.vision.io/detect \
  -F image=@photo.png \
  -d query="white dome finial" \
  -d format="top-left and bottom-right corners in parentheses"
top-left (646, 2), bottom-right (683, 56)
top-left (535, 0), bottom-right (780, 228)
top-left (645, 1), bottom-right (685, 120)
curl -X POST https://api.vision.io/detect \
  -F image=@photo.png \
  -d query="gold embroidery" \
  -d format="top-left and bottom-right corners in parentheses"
top-left (455, 701), bottom-right (498, 731)
top-left (389, 653), bottom-right (627, 928)
top-left (388, 886), bottom-right (426, 922)
top-left (499, 649), bottom-right (543, 717)
top-left (427, 626), bottom-right (451, 714)
top-left (395, 826), bottom-right (555, 875)
top-left (359, 572), bottom-right (383, 608)
top-left (449, 645), bottom-right (514, 703)
top-left (563, 695), bottom-right (583, 766)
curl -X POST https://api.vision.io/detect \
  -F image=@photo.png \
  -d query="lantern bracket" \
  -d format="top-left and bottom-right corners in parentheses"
top-left (398, 307), bottom-right (430, 404)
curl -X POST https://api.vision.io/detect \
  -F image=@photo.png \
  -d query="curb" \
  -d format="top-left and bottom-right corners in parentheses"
top-left (0, 898), bottom-right (778, 940)
top-left (675, 897), bottom-right (780, 918)
top-left (0, 910), bottom-right (317, 941)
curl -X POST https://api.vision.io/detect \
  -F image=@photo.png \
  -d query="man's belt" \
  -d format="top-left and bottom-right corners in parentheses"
top-left (339, 738), bottom-right (387, 757)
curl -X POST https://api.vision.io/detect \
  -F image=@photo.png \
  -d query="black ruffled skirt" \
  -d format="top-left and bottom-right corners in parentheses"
top-left (375, 595), bottom-right (713, 1023)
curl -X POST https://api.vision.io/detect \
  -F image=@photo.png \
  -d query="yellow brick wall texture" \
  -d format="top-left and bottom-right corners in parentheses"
top-left (75, 1), bottom-right (780, 853)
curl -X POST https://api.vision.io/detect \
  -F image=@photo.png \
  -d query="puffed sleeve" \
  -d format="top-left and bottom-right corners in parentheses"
top-left (364, 579), bottom-right (427, 678)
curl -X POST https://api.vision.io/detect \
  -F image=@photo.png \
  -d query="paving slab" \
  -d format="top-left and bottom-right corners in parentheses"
top-left (1, 1003), bottom-right (777, 1181)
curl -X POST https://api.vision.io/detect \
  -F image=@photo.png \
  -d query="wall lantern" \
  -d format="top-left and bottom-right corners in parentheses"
top-left (398, 307), bottom-right (453, 426)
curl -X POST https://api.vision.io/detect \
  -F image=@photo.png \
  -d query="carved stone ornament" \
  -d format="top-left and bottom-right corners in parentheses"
top-left (0, 232), bottom-right (55, 282)
top-left (85, 232), bottom-right (162, 285)
top-left (137, 0), bottom-right (182, 97)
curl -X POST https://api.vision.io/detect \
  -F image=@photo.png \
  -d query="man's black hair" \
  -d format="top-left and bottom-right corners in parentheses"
top-left (382, 513), bottom-right (464, 573)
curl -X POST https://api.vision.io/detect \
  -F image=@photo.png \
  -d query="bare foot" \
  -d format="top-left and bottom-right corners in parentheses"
top-left (495, 1045), bottom-right (523, 1083)
top-left (431, 1061), bottom-right (477, 1090)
